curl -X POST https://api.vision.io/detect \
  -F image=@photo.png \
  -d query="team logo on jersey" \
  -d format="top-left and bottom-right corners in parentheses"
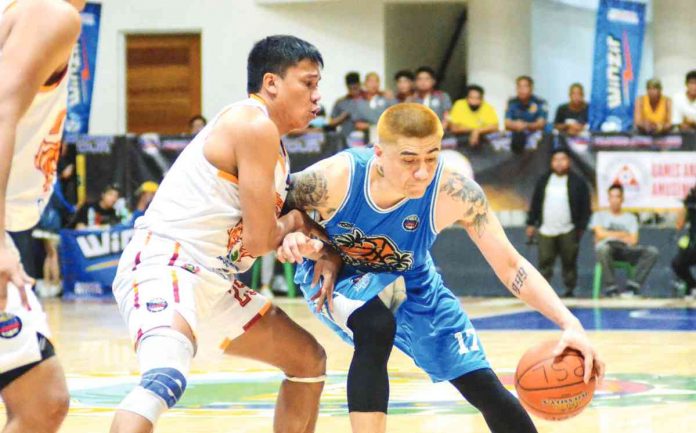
top-left (146, 298), bottom-right (168, 313)
top-left (34, 109), bottom-right (67, 193)
top-left (402, 215), bottom-right (420, 232)
top-left (225, 222), bottom-right (252, 264)
top-left (350, 274), bottom-right (372, 292)
top-left (181, 263), bottom-right (200, 274)
top-left (333, 223), bottom-right (413, 272)
top-left (0, 313), bottom-right (23, 339)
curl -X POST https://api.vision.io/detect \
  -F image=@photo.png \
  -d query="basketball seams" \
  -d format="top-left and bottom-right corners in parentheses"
top-left (515, 352), bottom-right (585, 386)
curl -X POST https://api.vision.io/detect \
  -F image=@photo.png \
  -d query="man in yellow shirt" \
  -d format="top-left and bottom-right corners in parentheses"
top-left (449, 85), bottom-right (499, 146)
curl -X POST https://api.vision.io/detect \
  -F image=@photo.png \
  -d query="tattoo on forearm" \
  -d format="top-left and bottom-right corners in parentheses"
top-left (440, 173), bottom-right (489, 236)
top-left (510, 266), bottom-right (528, 295)
top-left (287, 171), bottom-right (330, 211)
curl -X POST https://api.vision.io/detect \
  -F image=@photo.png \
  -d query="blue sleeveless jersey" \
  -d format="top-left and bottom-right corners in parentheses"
top-left (296, 147), bottom-right (444, 293)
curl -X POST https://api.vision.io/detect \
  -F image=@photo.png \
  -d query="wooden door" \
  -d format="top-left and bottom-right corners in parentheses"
top-left (126, 34), bottom-right (201, 134)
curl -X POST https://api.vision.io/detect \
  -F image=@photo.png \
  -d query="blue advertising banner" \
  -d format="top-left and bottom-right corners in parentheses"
top-left (59, 226), bottom-right (133, 299)
top-left (64, 2), bottom-right (101, 140)
top-left (589, 0), bottom-right (646, 132)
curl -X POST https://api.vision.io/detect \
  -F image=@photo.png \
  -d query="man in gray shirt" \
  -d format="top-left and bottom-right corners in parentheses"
top-left (412, 66), bottom-right (452, 127)
top-left (330, 72), bottom-right (369, 143)
top-left (590, 184), bottom-right (658, 296)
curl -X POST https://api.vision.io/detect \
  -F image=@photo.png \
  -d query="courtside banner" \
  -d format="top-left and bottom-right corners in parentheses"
top-left (589, 0), bottom-right (646, 132)
top-left (59, 226), bottom-right (133, 299)
top-left (597, 152), bottom-right (696, 209)
top-left (64, 2), bottom-right (101, 140)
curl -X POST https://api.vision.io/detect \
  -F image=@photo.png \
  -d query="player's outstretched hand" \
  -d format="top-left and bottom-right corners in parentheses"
top-left (310, 251), bottom-right (342, 314)
top-left (0, 246), bottom-right (33, 310)
top-left (277, 232), bottom-right (323, 264)
top-left (553, 326), bottom-right (606, 385)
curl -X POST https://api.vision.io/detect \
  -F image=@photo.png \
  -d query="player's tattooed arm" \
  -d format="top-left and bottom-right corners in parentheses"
top-left (286, 170), bottom-right (331, 212)
top-left (440, 173), bottom-right (489, 237)
top-left (510, 266), bottom-right (528, 295)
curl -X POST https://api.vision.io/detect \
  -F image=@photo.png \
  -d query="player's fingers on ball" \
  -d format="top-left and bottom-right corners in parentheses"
top-left (552, 338), bottom-right (567, 356)
top-left (583, 352), bottom-right (594, 383)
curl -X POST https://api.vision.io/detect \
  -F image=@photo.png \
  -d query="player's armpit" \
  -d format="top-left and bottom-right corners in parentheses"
top-left (286, 154), bottom-right (350, 219)
top-left (436, 171), bottom-right (489, 237)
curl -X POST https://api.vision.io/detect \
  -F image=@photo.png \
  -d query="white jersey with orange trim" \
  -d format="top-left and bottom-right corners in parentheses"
top-left (135, 97), bottom-right (290, 280)
top-left (2, 0), bottom-right (70, 232)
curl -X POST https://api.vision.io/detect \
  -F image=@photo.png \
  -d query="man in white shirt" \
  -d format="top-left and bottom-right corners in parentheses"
top-left (672, 70), bottom-right (696, 132)
top-left (590, 184), bottom-right (659, 297)
top-left (526, 149), bottom-right (591, 297)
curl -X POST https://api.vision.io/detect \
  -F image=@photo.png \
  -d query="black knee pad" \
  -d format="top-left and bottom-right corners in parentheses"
top-left (451, 368), bottom-right (538, 433)
top-left (346, 297), bottom-right (396, 413)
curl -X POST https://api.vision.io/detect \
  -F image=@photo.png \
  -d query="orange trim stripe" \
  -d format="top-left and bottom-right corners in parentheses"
top-left (171, 269), bottom-right (180, 303)
top-left (168, 242), bottom-right (181, 266)
top-left (132, 231), bottom-right (153, 271)
top-left (219, 337), bottom-right (232, 351)
top-left (217, 170), bottom-right (239, 184)
top-left (133, 280), bottom-right (140, 309)
top-left (243, 301), bottom-right (272, 332)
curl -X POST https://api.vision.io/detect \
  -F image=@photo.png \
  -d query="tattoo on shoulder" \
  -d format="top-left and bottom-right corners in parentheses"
top-left (510, 266), bottom-right (527, 295)
top-left (287, 170), bottom-right (330, 211)
top-left (440, 172), bottom-right (489, 236)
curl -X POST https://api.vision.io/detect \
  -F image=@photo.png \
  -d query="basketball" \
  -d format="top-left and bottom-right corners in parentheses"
top-left (514, 339), bottom-right (596, 420)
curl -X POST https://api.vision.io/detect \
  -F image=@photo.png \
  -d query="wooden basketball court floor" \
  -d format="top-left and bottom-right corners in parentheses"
top-left (1, 297), bottom-right (694, 433)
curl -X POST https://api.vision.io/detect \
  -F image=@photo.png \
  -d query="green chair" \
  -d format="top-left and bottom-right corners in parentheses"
top-left (592, 261), bottom-right (635, 299)
top-left (250, 258), bottom-right (297, 298)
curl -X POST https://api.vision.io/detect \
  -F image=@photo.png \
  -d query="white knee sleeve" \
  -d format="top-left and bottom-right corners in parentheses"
top-left (118, 328), bottom-right (194, 425)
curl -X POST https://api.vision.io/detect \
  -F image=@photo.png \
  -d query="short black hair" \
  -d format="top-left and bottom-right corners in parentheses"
top-left (608, 183), bottom-right (624, 195)
top-left (345, 71), bottom-right (360, 86)
top-left (466, 84), bottom-right (484, 97)
top-left (247, 35), bottom-right (323, 94)
top-left (686, 70), bottom-right (696, 83)
top-left (550, 147), bottom-right (570, 157)
top-left (394, 69), bottom-right (414, 81)
top-left (188, 115), bottom-right (207, 127)
top-left (415, 66), bottom-right (436, 80)
top-left (102, 183), bottom-right (120, 195)
top-left (516, 75), bottom-right (534, 86)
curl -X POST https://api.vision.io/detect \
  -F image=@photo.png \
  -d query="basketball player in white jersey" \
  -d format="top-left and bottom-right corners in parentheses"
top-left (0, 0), bottom-right (84, 432)
top-left (110, 35), bottom-right (332, 433)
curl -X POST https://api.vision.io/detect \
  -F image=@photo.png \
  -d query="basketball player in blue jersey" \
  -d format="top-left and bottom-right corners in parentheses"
top-left (0, 1), bottom-right (84, 432)
top-left (280, 103), bottom-right (605, 433)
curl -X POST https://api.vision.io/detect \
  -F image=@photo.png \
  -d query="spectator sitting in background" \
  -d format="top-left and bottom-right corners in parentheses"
top-left (413, 66), bottom-right (452, 128)
top-left (634, 79), bottom-right (671, 134)
top-left (505, 76), bottom-right (548, 151)
top-left (70, 184), bottom-right (121, 229)
top-left (130, 181), bottom-right (159, 225)
top-left (393, 69), bottom-right (415, 102)
top-left (449, 84), bottom-right (499, 147)
top-left (590, 184), bottom-right (658, 297)
top-left (360, 72), bottom-right (396, 125)
top-left (672, 185), bottom-right (696, 298)
top-left (526, 148), bottom-right (591, 297)
top-left (188, 114), bottom-right (207, 135)
top-left (554, 83), bottom-right (589, 137)
top-left (330, 71), bottom-right (368, 142)
top-left (672, 70), bottom-right (696, 132)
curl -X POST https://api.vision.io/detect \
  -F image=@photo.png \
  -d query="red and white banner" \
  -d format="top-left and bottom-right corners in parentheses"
top-left (597, 152), bottom-right (696, 209)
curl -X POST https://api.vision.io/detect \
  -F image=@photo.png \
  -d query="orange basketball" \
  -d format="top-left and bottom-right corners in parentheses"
top-left (514, 339), bottom-right (596, 420)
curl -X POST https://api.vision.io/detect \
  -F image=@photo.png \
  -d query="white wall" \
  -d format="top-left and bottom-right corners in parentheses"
top-left (531, 0), bottom-right (654, 119)
top-left (90, 0), bottom-right (385, 134)
top-left (385, 2), bottom-right (467, 98)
